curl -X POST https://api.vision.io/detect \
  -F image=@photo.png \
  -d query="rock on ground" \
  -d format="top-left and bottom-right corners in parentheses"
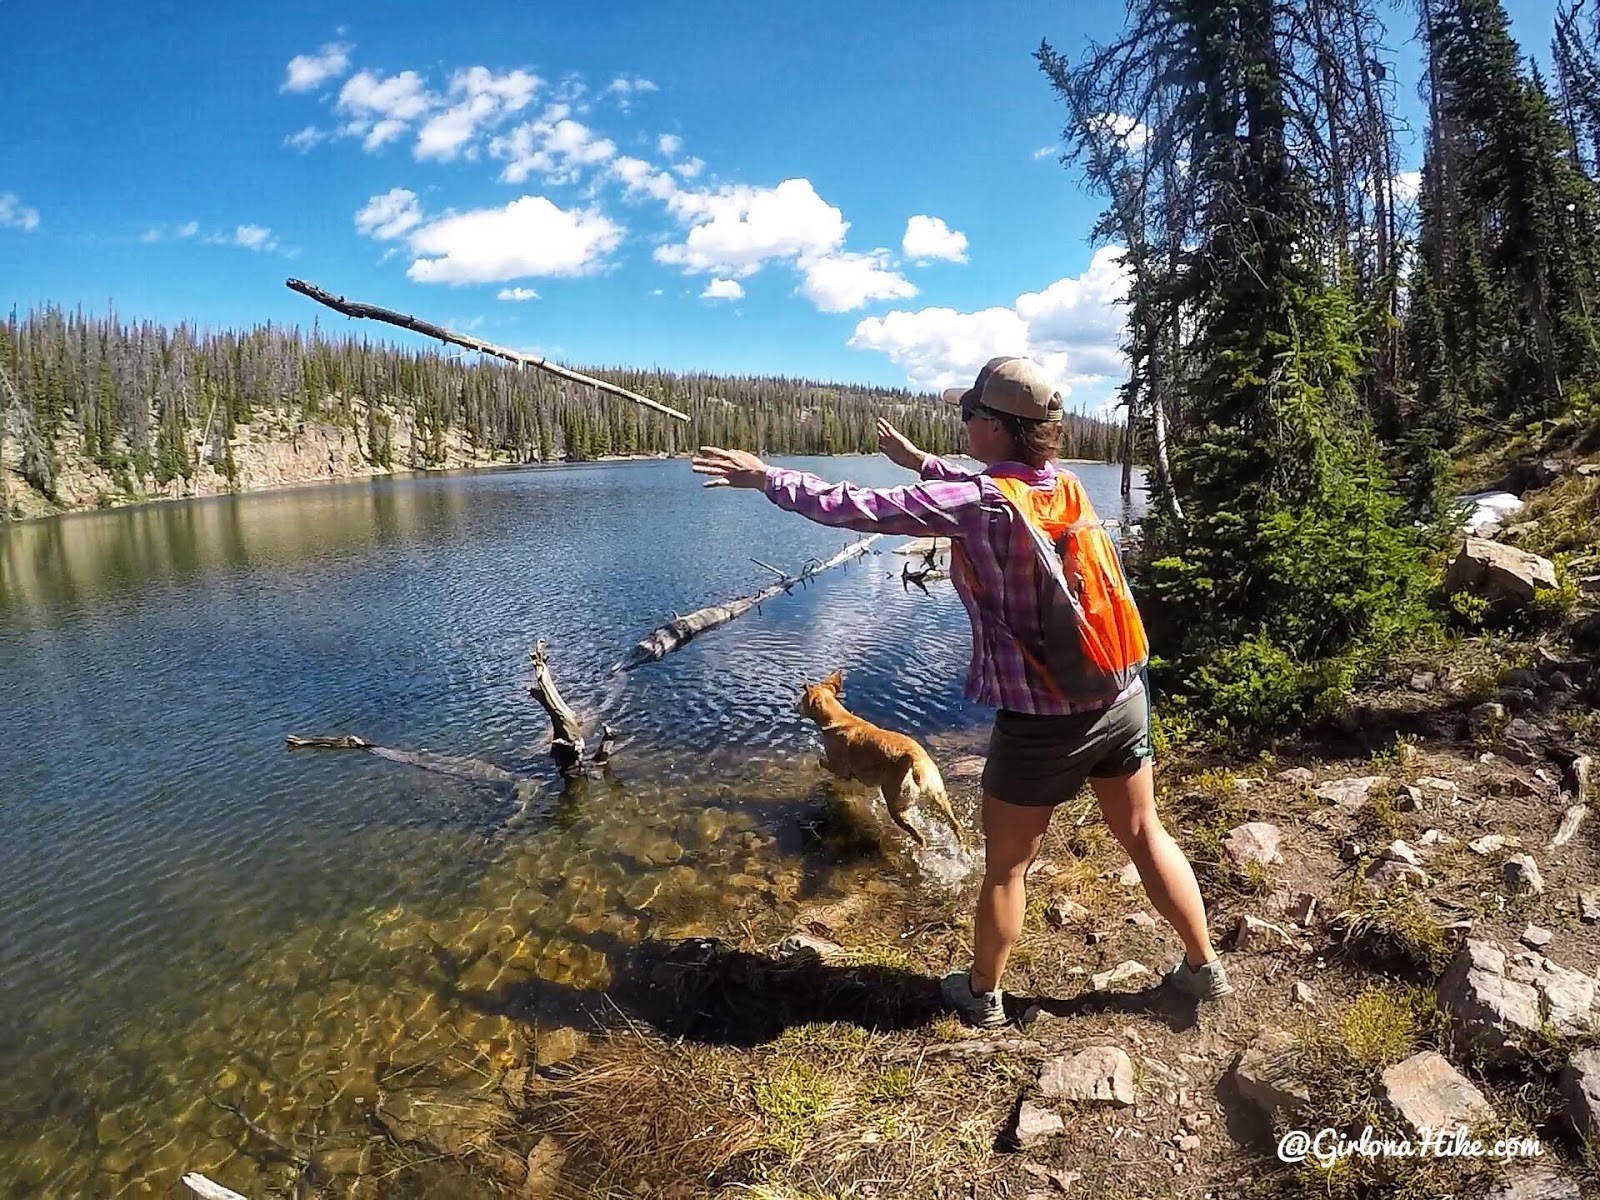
top-left (1439, 940), bottom-right (1598, 1062)
top-left (1314, 776), bottom-right (1386, 810)
top-left (1380, 1050), bottom-right (1495, 1136)
top-left (1037, 1047), bottom-right (1136, 1108)
top-left (1558, 1048), bottom-right (1600, 1144)
top-left (1232, 1029), bottom-right (1310, 1125)
top-left (1010, 1100), bottom-right (1064, 1148)
top-left (1221, 822), bottom-right (1283, 868)
top-left (1444, 538), bottom-right (1558, 608)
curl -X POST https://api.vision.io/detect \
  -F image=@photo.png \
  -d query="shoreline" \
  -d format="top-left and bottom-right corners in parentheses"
top-left (1, 451), bottom-right (1133, 526)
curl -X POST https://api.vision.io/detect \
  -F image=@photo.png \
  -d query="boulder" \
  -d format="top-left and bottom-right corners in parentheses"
top-left (1444, 538), bottom-right (1557, 609)
top-left (1380, 1050), bottom-right (1495, 1136)
top-left (1439, 940), bottom-right (1598, 1062)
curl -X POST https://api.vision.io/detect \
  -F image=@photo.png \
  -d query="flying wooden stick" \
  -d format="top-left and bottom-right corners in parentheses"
top-left (285, 278), bottom-right (691, 423)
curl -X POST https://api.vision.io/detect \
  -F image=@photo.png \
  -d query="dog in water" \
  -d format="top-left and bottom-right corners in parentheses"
top-left (796, 669), bottom-right (963, 848)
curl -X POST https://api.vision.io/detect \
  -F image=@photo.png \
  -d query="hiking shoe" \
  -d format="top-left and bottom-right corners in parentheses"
top-left (1165, 957), bottom-right (1233, 1001)
top-left (941, 969), bottom-right (1007, 1029)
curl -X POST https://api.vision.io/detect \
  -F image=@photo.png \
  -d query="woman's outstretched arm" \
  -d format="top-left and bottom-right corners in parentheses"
top-left (692, 446), bottom-right (985, 537)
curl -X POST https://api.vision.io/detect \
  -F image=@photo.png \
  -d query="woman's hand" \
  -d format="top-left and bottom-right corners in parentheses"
top-left (876, 418), bottom-right (923, 471)
top-left (691, 446), bottom-right (770, 489)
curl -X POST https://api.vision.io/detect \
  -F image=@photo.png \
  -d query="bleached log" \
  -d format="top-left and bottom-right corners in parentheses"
top-left (619, 536), bottom-right (881, 670)
top-left (286, 735), bottom-right (520, 785)
top-left (530, 639), bottom-right (585, 776)
top-left (286, 279), bottom-right (689, 423)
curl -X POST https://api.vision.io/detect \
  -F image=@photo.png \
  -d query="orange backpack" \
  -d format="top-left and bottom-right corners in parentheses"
top-left (960, 472), bottom-right (1149, 704)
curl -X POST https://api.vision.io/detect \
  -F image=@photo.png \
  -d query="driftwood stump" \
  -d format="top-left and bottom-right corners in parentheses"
top-left (530, 639), bottom-right (586, 777)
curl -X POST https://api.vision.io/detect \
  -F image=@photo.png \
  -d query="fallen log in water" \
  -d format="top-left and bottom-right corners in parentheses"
top-left (285, 641), bottom-right (609, 792)
top-left (285, 736), bottom-right (520, 785)
top-left (618, 535), bottom-right (882, 671)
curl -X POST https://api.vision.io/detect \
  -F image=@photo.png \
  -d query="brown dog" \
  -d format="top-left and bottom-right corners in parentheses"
top-left (796, 669), bottom-right (963, 847)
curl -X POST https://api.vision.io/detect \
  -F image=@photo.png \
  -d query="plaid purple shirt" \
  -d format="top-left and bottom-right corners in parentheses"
top-left (762, 454), bottom-right (1141, 715)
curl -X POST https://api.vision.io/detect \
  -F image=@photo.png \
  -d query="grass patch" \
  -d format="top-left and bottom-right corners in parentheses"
top-left (1329, 887), bottom-right (1459, 978)
top-left (862, 1067), bottom-right (915, 1105)
top-left (753, 1059), bottom-right (832, 1161)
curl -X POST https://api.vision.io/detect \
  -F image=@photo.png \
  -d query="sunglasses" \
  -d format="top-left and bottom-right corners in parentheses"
top-left (961, 398), bottom-right (997, 422)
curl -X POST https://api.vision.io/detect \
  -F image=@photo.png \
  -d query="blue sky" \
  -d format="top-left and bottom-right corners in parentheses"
top-left (0, 0), bottom-right (1568, 410)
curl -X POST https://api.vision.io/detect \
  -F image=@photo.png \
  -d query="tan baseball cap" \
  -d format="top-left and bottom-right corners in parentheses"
top-left (941, 356), bottom-right (1064, 422)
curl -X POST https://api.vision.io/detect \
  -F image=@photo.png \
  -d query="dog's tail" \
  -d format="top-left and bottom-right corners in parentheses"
top-left (912, 756), bottom-right (964, 843)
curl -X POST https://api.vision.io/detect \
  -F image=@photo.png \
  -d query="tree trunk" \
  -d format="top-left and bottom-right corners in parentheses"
top-left (620, 536), bottom-right (881, 670)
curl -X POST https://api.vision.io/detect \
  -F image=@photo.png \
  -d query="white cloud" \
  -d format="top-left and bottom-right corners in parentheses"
top-left (138, 220), bottom-right (199, 244)
top-left (902, 215), bottom-right (968, 264)
top-left (402, 196), bottom-right (623, 283)
top-left (1086, 113), bottom-right (1150, 156)
top-left (701, 278), bottom-right (744, 301)
top-left (849, 245), bottom-right (1131, 393)
top-left (656, 178), bottom-right (848, 277)
top-left (1393, 170), bottom-right (1423, 205)
top-left (492, 107), bottom-right (616, 185)
top-left (0, 193), bottom-right (40, 232)
top-left (798, 250), bottom-right (917, 312)
top-left (673, 156), bottom-right (705, 179)
top-left (363, 117), bottom-right (410, 151)
top-left (610, 155), bottom-right (680, 201)
top-left (338, 70), bottom-right (433, 152)
top-left (355, 188), bottom-right (424, 240)
top-left (1012, 245), bottom-right (1129, 377)
top-left (282, 43), bottom-right (352, 93)
top-left (1032, 145), bottom-right (1059, 161)
top-left (285, 126), bottom-right (326, 152)
top-left (497, 286), bottom-right (540, 301)
top-left (414, 67), bottom-right (540, 162)
top-left (607, 76), bottom-right (658, 110)
top-left (657, 133), bottom-right (682, 156)
top-left (232, 224), bottom-right (278, 252)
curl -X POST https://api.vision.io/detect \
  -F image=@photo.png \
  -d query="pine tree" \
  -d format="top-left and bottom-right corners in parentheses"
top-left (1047, 0), bottom-right (1429, 731)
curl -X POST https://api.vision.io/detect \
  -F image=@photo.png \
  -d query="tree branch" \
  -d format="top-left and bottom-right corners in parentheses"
top-left (285, 279), bottom-right (690, 423)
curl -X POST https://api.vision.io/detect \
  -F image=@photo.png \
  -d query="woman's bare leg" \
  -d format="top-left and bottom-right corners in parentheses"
top-left (969, 793), bottom-right (1055, 993)
top-left (1089, 761), bottom-right (1217, 967)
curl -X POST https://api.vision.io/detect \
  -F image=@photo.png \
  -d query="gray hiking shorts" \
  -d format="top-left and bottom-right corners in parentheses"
top-left (981, 686), bottom-right (1152, 808)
